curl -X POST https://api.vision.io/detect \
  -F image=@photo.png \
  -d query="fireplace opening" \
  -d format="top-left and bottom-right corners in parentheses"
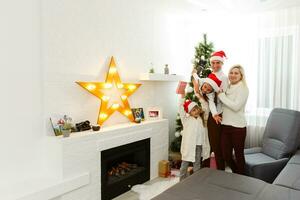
top-left (101, 138), bottom-right (150, 200)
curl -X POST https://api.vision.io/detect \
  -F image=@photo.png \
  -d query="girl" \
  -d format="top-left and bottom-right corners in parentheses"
top-left (178, 92), bottom-right (210, 181)
top-left (218, 64), bottom-right (249, 174)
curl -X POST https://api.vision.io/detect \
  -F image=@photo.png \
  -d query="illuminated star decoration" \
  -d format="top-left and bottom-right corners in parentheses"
top-left (76, 57), bottom-right (141, 125)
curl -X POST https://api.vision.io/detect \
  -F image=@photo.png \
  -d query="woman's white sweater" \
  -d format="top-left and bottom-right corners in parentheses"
top-left (218, 81), bottom-right (249, 128)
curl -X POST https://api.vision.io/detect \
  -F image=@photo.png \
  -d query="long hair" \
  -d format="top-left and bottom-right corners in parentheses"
top-left (229, 64), bottom-right (248, 87)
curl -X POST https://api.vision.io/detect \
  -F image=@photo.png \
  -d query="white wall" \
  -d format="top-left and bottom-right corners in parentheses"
top-left (0, 0), bottom-right (44, 184)
top-left (0, 0), bottom-right (208, 186)
top-left (41, 0), bottom-right (201, 143)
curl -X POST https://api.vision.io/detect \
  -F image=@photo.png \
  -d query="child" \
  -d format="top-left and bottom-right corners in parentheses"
top-left (179, 93), bottom-right (210, 181)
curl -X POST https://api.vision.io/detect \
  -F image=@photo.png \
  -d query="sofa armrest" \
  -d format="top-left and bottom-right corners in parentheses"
top-left (244, 147), bottom-right (262, 154)
top-left (250, 158), bottom-right (289, 183)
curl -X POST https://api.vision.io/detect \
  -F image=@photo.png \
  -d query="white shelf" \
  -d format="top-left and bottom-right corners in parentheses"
top-left (139, 73), bottom-right (185, 82)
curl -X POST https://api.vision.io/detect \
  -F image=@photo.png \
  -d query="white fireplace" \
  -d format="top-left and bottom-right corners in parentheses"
top-left (39, 119), bottom-right (169, 200)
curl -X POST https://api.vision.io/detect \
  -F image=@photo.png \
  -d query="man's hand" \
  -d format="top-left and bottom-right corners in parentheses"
top-left (213, 114), bottom-right (222, 124)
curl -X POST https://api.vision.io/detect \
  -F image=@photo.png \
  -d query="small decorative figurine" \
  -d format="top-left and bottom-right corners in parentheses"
top-left (164, 64), bottom-right (169, 74)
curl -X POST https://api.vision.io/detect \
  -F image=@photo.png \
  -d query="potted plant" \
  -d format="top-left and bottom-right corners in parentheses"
top-left (149, 62), bottom-right (155, 73)
top-left (58, 115), bottom-right (74, 137)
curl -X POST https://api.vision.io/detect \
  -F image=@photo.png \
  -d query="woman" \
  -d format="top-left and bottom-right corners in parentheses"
top-left (218, 64), bottom-right (249, 174)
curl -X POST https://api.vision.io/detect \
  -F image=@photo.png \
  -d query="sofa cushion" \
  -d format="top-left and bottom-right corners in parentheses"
top-left (245, 153), bottom-right (276, 165)
top-left (256, 183), bottom-right (300, 200)
top-left (288, 150), bottom-right (300, 164)
top-left (153, 168), bottom-right (300, 200)
top-left (273, 163), bottom-right (300, 190)
top-left (262, 108), bottom-right (300, 159)
top-left (245, 153), bottom-right (276, 175)
top-left (153, 168), bottom-right (267, 200)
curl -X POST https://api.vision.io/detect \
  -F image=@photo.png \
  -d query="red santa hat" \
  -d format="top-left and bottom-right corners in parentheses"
top-left (210, 50), bottom-right (227, 63)
top-left (183, 100), bottom-right (198, 114)
top-left (203, 73), bottom-right (222, 92)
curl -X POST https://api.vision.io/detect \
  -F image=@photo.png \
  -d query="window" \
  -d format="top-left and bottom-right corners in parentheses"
top-left (256, 27), bottom-right (299, 110)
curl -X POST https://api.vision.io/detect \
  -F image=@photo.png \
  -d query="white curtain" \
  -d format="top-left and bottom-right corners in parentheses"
top-left (244, 6), bottom-right (300, 147)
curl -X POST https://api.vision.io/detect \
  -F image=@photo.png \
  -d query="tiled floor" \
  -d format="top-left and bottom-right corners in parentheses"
top-left (113, 177), bottom-right (175, 200)
top-left (113, 190), bottom-right (139, 200)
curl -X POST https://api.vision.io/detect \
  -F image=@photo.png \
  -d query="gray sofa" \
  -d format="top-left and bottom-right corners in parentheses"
top-left (153, 150), bottom-right (300, 200)
top-left (245, 108), bottom-right (300, 183)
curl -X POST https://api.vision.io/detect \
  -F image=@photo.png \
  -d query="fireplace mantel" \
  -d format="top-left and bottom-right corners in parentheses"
top-left (43, 119), bottom-right (169, 200)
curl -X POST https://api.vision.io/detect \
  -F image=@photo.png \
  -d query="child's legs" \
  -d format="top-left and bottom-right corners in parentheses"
top-left (193, 145), bottom-right (202, 172)
top-left (179, 161), bottom-right (190, 181)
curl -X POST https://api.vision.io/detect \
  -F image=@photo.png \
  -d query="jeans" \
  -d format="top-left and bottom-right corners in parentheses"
top-left (180, 145), bottom-right (202, 181)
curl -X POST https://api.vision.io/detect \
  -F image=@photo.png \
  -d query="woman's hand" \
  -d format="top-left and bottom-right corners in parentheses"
top-left (213, 114), bottom-right (222, 124)
top-left (217, 89), bottom-right (224, 95)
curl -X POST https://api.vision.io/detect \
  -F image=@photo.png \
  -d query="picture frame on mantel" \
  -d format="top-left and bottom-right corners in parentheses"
top-left (131, 108), bottom-right (145, 121)
top-left (146, 107), bottom-right (162, 120)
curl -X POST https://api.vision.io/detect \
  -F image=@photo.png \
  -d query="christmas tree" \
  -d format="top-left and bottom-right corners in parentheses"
top-left (170, 34), bottom-right (214, 152)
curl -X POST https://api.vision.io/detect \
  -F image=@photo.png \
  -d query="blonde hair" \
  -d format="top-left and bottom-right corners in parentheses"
top-left (229, 64), bottom-right (247, 87)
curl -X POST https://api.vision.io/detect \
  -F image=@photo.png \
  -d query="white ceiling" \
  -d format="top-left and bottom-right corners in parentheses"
top-left (187, 0), bottom-right (300, 13)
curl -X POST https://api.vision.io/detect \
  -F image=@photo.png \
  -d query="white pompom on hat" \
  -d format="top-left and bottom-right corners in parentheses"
top-left (210, 50), bottom-right (227, 63)
top-left (183, 100), bottom-right (198, 113)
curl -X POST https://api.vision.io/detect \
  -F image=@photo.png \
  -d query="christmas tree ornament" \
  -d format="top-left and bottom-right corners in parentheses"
top-left (76, 57), bottom-right (141, 125)
top-left (186, 86), bottom-right (194, 93)
top-left (175, 131), bottom-right (181, 138)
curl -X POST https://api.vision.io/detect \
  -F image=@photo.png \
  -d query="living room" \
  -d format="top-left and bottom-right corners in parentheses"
top-left (1, 0), bottom-right (300, 200)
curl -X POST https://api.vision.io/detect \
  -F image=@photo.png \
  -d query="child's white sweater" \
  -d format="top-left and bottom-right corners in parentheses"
top-left (179, 98), bottom-right (210, 162)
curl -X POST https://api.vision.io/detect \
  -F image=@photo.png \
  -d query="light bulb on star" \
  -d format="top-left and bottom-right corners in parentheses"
top-left (87, 84), bottom-right (96, 91)
top-left (104, 83), bottom-right (112, 89)
top-left (102, 96), bottom-right (110, 101)
top-left (128, 85), bottom-right (136, 91)
top-left (117, 83), bottom-right (124, 89)
top-left (111, 103), bottom-right (120, 110)
top-left (121, 95), bottom-right (127, 100)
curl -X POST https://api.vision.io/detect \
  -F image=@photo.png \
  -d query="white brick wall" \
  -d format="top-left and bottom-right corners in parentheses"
top-left (54, 119), bottom-right (168, 200)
